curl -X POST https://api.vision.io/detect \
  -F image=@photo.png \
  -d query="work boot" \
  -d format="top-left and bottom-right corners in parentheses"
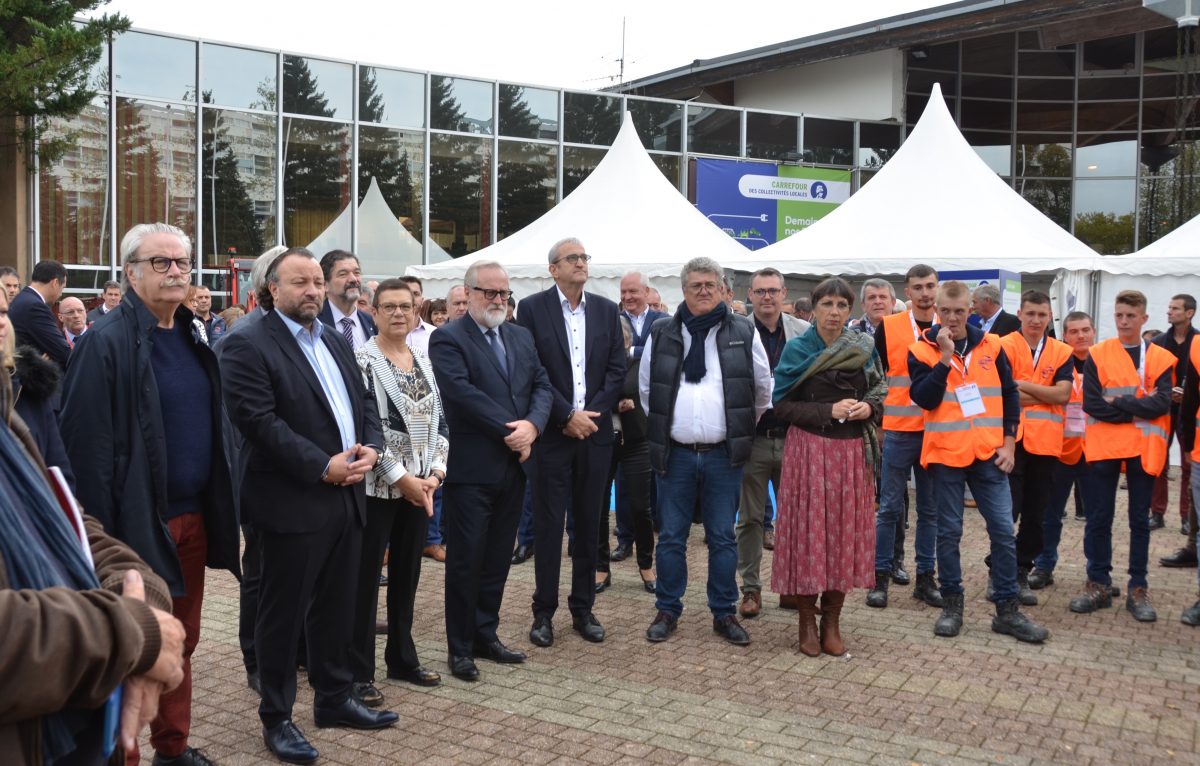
top-left (933, 593), bottom-right (964, 637)
top-left (1182, 592), bottom-right (1200, 626)
top-left (1159, 547), bottom-right (1198, 568)
top-left (1016, 571), bottom-right (1038, 606)
top-left (1125, 587), bottom-right (1158, 622)
top-left (911, 571), bottom-right (944, 607)
top-left (991, 598), bottom-right (1049, 643)
top-left (795, 595), bottom-right (820, 656)
top-left (1069, 581), bottom-right (1113, 613)
top-left (1027, 568), bottom-right (1055, 589)
top-left (819, 591), bottom-right (846, 656)
top-left (865, 570), bottom-right (889, 608)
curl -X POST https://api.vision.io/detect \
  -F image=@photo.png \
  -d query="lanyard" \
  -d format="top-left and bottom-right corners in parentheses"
top-left (1030, 334), bottom-right (1045, 368)
top-left (909, 310), bottom-right (938, 341)
top-left (950, 350), bottom-right (974, 378)
top-left (1137, 339), bottom-right (1148, 394)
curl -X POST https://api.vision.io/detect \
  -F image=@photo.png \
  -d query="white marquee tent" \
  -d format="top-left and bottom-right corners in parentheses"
top-left (406, 112), bottom-right (747, 306)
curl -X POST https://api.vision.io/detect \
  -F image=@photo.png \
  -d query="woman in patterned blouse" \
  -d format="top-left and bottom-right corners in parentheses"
top-left (349, 279), bottom-right (450, 704)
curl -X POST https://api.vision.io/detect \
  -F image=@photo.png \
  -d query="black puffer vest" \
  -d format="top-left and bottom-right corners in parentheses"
top-left (645, 311), bottom-right (758, 472)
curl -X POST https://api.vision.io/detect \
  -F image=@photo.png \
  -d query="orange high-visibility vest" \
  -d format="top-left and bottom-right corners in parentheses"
top-left (881, 310), bottom-right (929, 432)
top-left (1061, 360), bottom-right (1086, 465)
top-left (1084, 338), bottom-right (1175, 475)
top-left (1190, 340), bottom-right (1200, 463)
top-left (910, 332), bottom-right (1007, 468)
top-left (1000, 332), bottom-right (1074, 457)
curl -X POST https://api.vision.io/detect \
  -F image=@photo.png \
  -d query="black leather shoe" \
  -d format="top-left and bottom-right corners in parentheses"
top-left (1160, 547), bottom-right (1199, 568)
top-left (448, 655), bottom-right (479, 682)
top-left (386, 665), bottom-right (441, 686)
top-left (313, 695), bottom-right (398, 729)
top-left (247, 671), bottom-right (262, 696)
top-left (572, 612), bottom-right (606, 643)
top-left (890, 564), bottom-right (910, 586)
top-left (263, 720), bottom-right (318, 764)
top-left (640, 571), bottom-right (657, 593)
top-left (609, 542), bottom-right (631, 562)
top-left (1027, 568), bottom-right (1055, 589)
top-left (151, 747), bottom-right (217, 766)
top-left (351, 681), bottom-right (383, 707)
top-left (473, 639), bottom-right (527, 663)
top-left (1148, 514), bottom-right (1165, 531)
top-left (511, 544), bottom-right (533, 565)
top-left (713, 615), bottom-right (751, 646)
top-left (646, 611), bottom-right (677, 642)
top-left (594, 572), bottom-right (611, 593)
top-left (529, 616), bottom-right (554, 647)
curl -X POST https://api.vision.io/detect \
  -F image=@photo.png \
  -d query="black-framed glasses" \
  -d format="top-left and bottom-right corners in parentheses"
top-left (750, 288), bottom-right (783, 297)
top-left (377, 303), bottom-right (414, 316)
top-left (471, 286), bottom-right (514, 301)
top-left (553, 253), bottom-right (591, 265)
top-left (129, 256), bottom-right (193, 274)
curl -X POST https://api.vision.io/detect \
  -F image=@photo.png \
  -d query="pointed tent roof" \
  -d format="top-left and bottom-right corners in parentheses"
top-left (1102, 212), bottom-right (1200, 276)
top-left (724, 83), bottom-right (1102, 276)
top-left (406, 111), bottom-right (747, 299)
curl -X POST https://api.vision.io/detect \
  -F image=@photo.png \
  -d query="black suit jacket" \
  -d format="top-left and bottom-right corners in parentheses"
top-left (989, 309), bottom-right (1022, 337)
top-left (219, 310), bottom-right (383, 534)
top-left (517, 287), bottom-right (626, 445)
top-left (11, 286), bottom-right (72, 368)
top-left (622, 308), bottom-right (669, 359)
top-left (317, 300), bottom-right (378, 342)
top-left (428, 316), bottom-right (552, 485)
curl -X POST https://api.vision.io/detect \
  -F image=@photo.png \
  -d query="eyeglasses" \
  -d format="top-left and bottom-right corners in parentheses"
top-left (129, 256), bottom-right (193, 274)
top-left (377, 303), bottom-right (414, 316)
top-left (686, 281), bottom-right (720, 294)
top-left (553, 253), bottom-right (591, 265)
top-left (471, 286), bottom-right (514, 301)
top-left (750, 288), bottom-right (783, 298)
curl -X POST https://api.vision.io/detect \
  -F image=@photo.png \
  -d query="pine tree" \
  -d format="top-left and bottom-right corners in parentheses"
top-left (281, 56), bottom-right (348, 244)
top-left (202, 96), bottom-right (266, 260)
top-left (498, 85), bottom-right (554, 239)
top-left (0, 0), bottom-right (128, 165)
top-left (358, 68), bottom-right (414, 220)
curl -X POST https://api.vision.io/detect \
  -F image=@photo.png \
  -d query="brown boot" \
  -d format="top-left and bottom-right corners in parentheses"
top-left (796, 595), bottom-right (820, 656)
top-left (779, 594), bottom-right (799, 610)
top-left (819, 591), bottom-right (846, 656)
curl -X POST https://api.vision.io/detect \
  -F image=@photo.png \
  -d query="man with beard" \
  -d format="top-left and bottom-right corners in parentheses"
top-left (317, 250), bottom-right (377, 351)
top-left (429, 261), bottom-right (552, 682)
top-left (220, 247), bottom-right (397, 762)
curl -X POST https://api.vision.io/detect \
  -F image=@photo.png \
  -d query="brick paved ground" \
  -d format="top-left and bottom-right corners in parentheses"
top-left (146, 477), bottom-right (1199, 765)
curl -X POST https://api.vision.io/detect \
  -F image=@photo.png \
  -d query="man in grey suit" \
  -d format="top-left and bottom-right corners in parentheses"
top-left (736, 267), bottom-right (811, 618)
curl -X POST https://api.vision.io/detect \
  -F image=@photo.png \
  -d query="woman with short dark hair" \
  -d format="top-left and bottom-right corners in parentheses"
top-left (771, 276), bottom-right (885, 657)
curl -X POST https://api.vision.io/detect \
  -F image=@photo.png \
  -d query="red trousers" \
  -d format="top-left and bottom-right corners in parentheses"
top-left (128, 512), bottom-right (207, 762)
top-left (1152, 454), bottom-right (1192, 520)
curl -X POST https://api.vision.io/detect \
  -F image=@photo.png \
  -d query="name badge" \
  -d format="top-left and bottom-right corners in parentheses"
top-left (955, 382), bottom-right (986, 418)
top-left (1065, 402), bottom-right (1085, 434)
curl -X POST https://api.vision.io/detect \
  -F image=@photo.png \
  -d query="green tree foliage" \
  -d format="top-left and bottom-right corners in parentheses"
top-left (1074, 211), bottom-right (1135, 255)
top-left (358, 68), bottom-right (415, 225)
top-left (497, 85), bottom-right (554, 239)
top-left (0, 0), bottom-right (128, 165)
top-left (281, 56), bottom-right (348, 243)
top-left (428, 76), bottom-right (488, 256)
top-left (202, 97), bottom-right (266, 260)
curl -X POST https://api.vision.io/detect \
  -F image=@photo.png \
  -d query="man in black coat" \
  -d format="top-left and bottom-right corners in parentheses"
top-left (517, 237), bottom-right (626, 647)
top-left (971, 283), bottom-right (1021, 336)
top-left (10, 259), bottom-right (72, 369)
top-left (429, 260), bottom-right (552, 683)
top-left (220, 247), bottom-right (397, 763)
top-left (59, 223), bottom-right (239, 766)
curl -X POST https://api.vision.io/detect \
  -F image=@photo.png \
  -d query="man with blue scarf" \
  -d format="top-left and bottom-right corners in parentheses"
top-left (639, 257), bottom-right (773, 646)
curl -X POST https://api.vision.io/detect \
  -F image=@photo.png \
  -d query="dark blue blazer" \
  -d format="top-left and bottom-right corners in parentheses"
top-left (428, 316), bottom-right (552, 485)
top-left (622, 308), bottom-right (668, 359)
top-left (10, 285), bottom-right (72, 369)
top-left (517, 287), bottom-right (626, 445)
top-left (219, 309), bottom-right (383, 534)
top-left (317, 300), bottom-right (378, 341)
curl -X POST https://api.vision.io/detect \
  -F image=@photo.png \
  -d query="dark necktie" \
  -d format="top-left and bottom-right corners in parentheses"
top-left (486, 328), bottom-right (507, 375)
top-left (340, 317), bottom-right (355, 348)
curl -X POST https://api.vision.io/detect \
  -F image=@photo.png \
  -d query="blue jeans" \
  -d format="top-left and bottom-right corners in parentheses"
top-left (655, 443), bottom-right (743, 619)
top-left (875, 431), bottom-right (936, 574)
top-left (764, 484), bottom-right (775, 531)
top-left (1034, 459), bottom-right (1088, 573)
top-left (1081, 457), bottom-right (1152, 589)
top-left (929, 459), bottom-right (1018, 602)
top-left (425, 487), bottom-right (444, 546)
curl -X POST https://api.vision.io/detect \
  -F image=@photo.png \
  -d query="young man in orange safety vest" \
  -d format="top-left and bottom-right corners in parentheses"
top-left (994, 291), bottom-right (1074, 604)
top-left (907, 281), bottom-right (1048, 643)
top-left (1180, 335), bottom-right (1200, 625)
top-left (1071, 290), bottom-right (1175, 622)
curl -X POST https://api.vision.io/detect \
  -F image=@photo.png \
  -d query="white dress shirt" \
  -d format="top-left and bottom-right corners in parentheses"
top-left (625, 307), bottom-right (649, 337)
top-left (406, 319), bottom-right (435, 355)
top-left (638, 318), bottom-right (773, 444)
top-left (329, 300), bottom-right (368, 351)
top-left (557, 286), bottom-right (588, 411)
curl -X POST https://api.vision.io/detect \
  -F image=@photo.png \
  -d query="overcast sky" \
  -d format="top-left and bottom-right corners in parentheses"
top-left (93, 0), bottom-right (958, 90)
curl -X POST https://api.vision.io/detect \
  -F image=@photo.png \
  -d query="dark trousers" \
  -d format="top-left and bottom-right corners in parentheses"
top-left (598, 434), bottom-right (654, 572)
top-left (531, 435), bottom-right (612, 619)
top-left (256, 506), bottom-right (361, 728)
top-left (1082, 457), bottom-right (1153, 589)
top-left (443, 459), bottom-right (526, 658)
top-left (351, 496), bottom-right (428, 681)
top-left (238, 523), bottom-right (260, 675)
top-left (1009, 444), bottom-right (1058, 572)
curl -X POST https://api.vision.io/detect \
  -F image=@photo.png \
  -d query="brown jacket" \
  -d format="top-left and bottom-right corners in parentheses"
top-left (0, 514), bottom-right (171, 766)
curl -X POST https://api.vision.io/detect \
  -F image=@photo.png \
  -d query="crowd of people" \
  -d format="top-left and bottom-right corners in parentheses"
top-left (1, 223), bottom-right (1198, 766)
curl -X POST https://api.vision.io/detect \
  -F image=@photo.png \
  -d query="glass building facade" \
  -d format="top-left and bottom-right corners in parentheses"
top-left (34, 26), bottom-right (1198, 302)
